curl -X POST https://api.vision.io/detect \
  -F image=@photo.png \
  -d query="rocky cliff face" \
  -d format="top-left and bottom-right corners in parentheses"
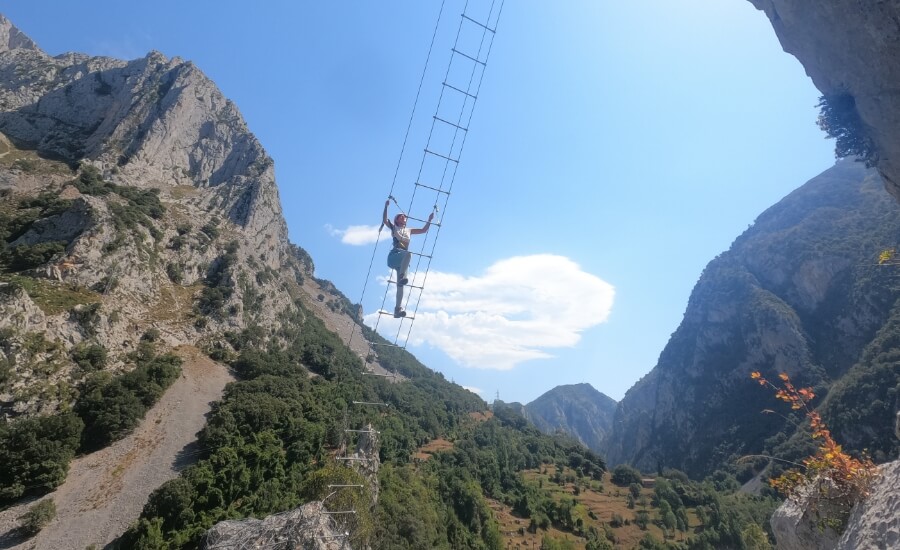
top-left (524, 383), bottom-right (616, 453)
top-left (605, 160), bottom-right (900, 477)
top-left (747, 0), bottom-right (900, 202)
top-left (0, 14), bottom-right (368, 417)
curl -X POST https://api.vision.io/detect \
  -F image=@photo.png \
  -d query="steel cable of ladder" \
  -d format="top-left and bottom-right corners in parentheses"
top-left (401, 0), bottom-right (504, 345)
top-left (348, 0), bottom-right (448, 351)
top-left (348, 0), bottom-right (504, 351)
top-left (377, 0), bottom-right (503, 347)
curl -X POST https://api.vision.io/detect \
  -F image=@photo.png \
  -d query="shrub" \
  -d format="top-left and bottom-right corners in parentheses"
top-left (198, 286), bottom-right (227, 313)
top-left (71, 343), bottom-right (107, 372)
top-left (628, 482), bottom-right (642, 498)
top-left (168, 234), bottom-right (187, 251)
top-left (634, 510), bottom-right (650, 530)
top-left (12, 158), bottom-right (38, 173)
top-left (18, 499), bottom-right (56, 536)
top-left (2, 241), bottom-right (66, 271)
top-left (200, 220), bottom-right (219, 240)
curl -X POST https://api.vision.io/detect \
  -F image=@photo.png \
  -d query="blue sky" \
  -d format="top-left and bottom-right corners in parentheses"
top-left (5, 1), bottom-right (836, 403)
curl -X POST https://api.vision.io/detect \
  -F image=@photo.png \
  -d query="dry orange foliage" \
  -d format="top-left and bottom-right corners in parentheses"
top-left (750, 371), bottom-right (879, 501)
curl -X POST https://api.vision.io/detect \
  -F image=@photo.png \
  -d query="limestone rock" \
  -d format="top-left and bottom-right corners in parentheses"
top-left (770, 478), bottom-right (844, 550)
top-left (747, 0), bottom-right (900, 202)
top-left (837, 460), bottom-right (900, 550)
top-left (0, 14), bottom-right (40, 53)
top-left (202, 502), bottom-right (351, 550)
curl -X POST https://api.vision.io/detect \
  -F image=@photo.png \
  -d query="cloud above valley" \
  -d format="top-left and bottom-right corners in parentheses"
top-left (366, 254), bottom-right (614, 370)
top-left (326, 224), bottom-right (388, 246)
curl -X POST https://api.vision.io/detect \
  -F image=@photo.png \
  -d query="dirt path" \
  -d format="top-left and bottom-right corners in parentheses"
top-left (0, 346), bottom-right (234, 550)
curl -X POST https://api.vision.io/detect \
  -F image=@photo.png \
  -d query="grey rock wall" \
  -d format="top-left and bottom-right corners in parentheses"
top-left (747, 0), bottom-right (900, 202)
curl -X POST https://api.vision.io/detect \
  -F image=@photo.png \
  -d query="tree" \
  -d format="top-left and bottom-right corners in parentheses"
top-left (628, 482), bottom-right (642, 498)
top-left (741, 522), bottom-right (772, 550)
top-left (816, 94), bottom-right (877, 167)
top-left (611, 464), bottom-right (642, 487)
top-left (634, 510), bottom-right (650, 530)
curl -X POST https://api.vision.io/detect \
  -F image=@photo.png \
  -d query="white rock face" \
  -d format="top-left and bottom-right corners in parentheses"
top-left (202, 502), bottom-right (350, 550)
top-left (770, 478), bottom-right (844, 550)
top-left (836, 460), bottom-right (900, 550)
top-left (0, 14), bottom-right (39, 53)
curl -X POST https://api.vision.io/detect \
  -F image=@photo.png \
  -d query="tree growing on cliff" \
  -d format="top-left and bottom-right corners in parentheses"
top-left (816, 94), bottom-right (877, 167)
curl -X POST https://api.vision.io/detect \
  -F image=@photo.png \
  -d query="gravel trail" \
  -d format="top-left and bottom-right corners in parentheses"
top-left (0, 346), bottom-right (234, 550)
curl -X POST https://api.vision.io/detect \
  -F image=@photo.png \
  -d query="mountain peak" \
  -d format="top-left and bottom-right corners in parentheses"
top-left (524, 382), bottom-right (618, 453)
top-left (0, 14), bottom-right (42, 53)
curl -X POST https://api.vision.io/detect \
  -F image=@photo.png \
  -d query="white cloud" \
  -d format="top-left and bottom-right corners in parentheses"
top-left (365, 254), bottom-right (614, 370)
top-left (325, 224), bottom-right (388, 246)
top-left (462, 386), bottom-right (483, 395)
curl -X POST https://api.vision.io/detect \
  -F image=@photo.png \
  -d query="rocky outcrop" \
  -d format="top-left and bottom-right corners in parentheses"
top-left (771, 421), bottom-right (900, 550)
top-left (747, 0), bottom-right (900, 202)
top-left (605, 160), bottom-right (900, 476)
top-left (770, 477), bottom-right (848, 550)
top-left (836, 460), bottom-right (900, 550)
top-left (0, 15), bottom-right (39, 53)
top-left (202, 502), bottom-right (350, 550)
top-left (524, 383), bottom-right (617, 453)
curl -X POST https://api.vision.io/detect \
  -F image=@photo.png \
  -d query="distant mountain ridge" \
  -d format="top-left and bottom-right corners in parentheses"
top-left (523, 383), bottom-right (617, 453)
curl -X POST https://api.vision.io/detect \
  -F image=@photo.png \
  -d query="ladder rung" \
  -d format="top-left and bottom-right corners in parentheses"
top-left (377, 310), bottom-right (416, 320)
top-left (410, 250), bottom-right (432, 259)
top-left (414, 181), bottom-right (451, 195)
top-left (433, 115), bottom-right (468, 132)
top-left (442, 82), bottom-right (477, 99)
top-left (461, 13), bottom-right (496, 33)
top-left (451, 48), bottom-right (486, 66)
top-left (371, 342), bottom-right (403, 348)
top-left (405, 214), bottom-right (442, 226)
top-left (424, 148), bottom-right (459, 163)
top-left (388, 280), bottom-right (424, 290)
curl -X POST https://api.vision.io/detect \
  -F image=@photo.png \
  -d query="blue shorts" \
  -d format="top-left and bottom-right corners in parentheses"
top-left (388, 248), bottom-right (408, 271)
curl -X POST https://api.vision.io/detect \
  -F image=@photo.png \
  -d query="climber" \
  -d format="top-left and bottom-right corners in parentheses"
top-left (383, 199), bottom-right (433, 318)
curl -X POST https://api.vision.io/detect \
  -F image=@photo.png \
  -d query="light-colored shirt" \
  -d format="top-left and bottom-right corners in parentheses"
top-left (391, 225), bottom-right (411, 250)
